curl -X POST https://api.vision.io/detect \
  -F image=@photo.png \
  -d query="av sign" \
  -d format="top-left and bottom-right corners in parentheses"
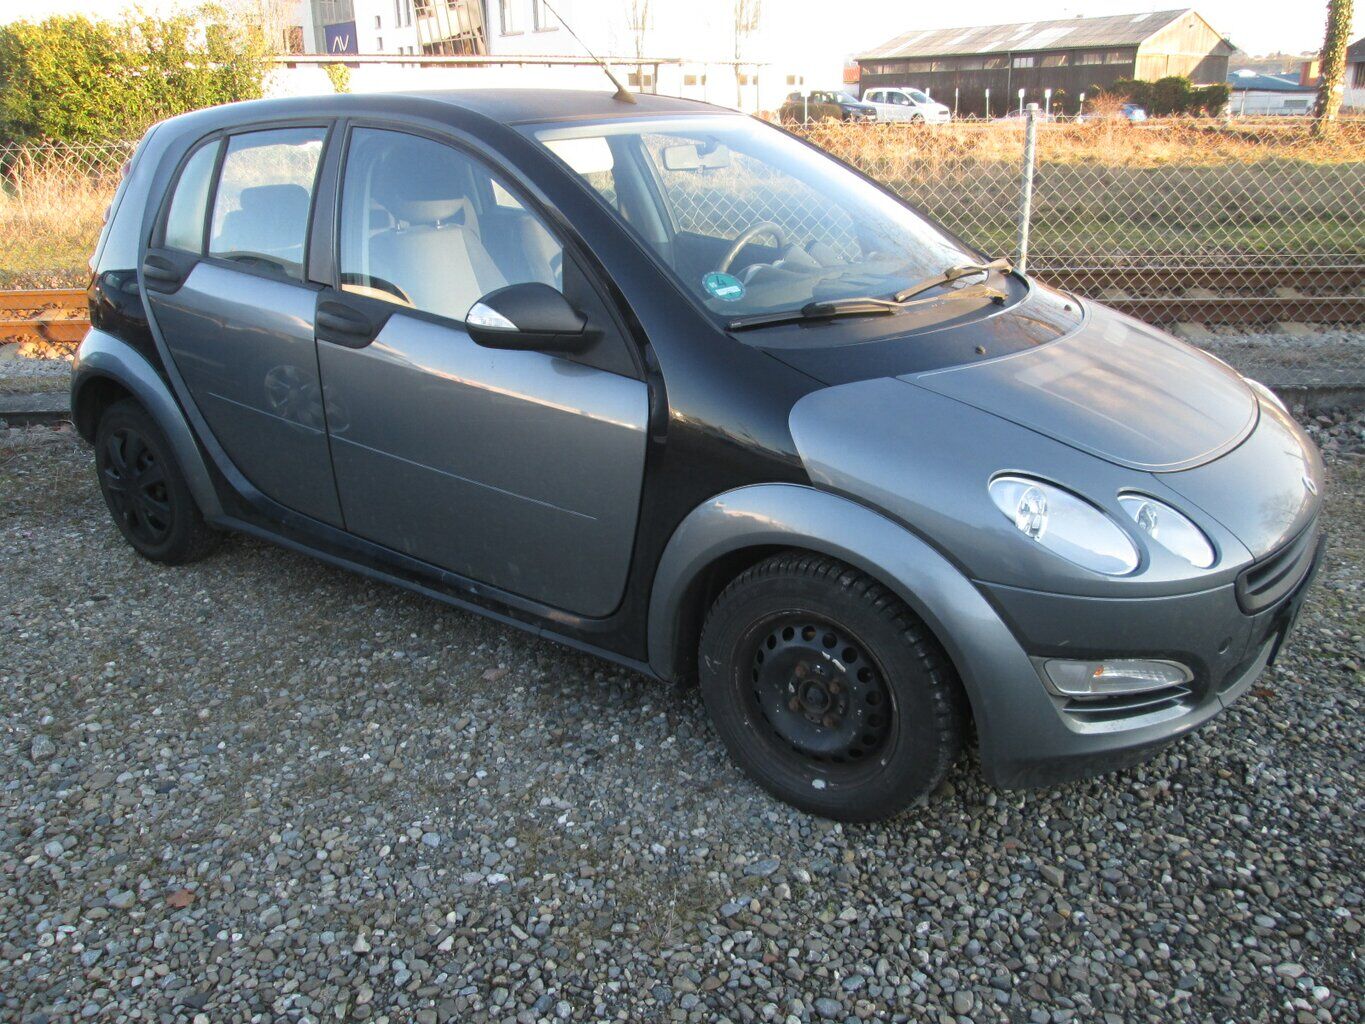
top-left (323, 21), bottom-right (358, 55)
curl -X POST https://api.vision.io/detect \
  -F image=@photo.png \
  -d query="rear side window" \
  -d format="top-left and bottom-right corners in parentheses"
top-left (163, 141), bottom-right (220, 253)
top-left (207, 128), bottom-right (325, 280)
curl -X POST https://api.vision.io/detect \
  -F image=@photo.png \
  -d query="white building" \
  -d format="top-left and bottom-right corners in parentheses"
top-left (286, 0), bottom-right (833, 114)
top-left (1226, 69), bottom-right (1316, 116)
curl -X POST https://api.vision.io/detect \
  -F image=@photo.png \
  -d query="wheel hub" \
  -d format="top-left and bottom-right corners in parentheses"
top-left (100, 428), bottom-right (172, 545)
top-left (750, 620), bottom-right (891, 764)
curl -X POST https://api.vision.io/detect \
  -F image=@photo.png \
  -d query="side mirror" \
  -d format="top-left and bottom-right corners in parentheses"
top-left (465, 282), bottom-right (590, 352)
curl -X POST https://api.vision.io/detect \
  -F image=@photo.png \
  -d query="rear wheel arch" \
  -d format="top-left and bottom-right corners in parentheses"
top-left (73, 374), bottom-right (135, 442)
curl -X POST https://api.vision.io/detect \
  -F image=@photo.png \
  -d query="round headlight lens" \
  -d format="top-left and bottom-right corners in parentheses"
top-left (989, 476), bottom-right (1138, 576)
top-left (1118, 494), bottom-right (1215, 569)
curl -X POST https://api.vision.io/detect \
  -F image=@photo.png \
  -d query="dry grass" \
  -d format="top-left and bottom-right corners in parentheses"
top-left (790, 116), bottom-right (1365, 170)
top-left (0, 150), bottom-right (122, 289)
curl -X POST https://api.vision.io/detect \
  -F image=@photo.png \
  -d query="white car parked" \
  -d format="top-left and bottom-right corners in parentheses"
top-left (861, 87), bottom-right (952, 123)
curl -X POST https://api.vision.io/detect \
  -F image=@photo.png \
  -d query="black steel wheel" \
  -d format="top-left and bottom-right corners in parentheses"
top-left (699, 552), bottom-right (965, 821)
top-left (94, 399), bottom-right (221, 564)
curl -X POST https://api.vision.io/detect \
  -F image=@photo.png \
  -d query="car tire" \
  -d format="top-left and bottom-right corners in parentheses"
top-left (911, 114), bottom-right (925, 124)
top-left (94, 399), bottom-right (221, 565)
top-left (698, 551), bottom-right (965, 821)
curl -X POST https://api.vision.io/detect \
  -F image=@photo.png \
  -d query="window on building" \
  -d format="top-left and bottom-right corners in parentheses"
top-left (905, 60), bottom-right (932, 73)
top-left (1354, 62), bottom-right (1365, 88)
top-left (983, 56), bottom-right (1007, 70)
top-left (1104, 50), bottom-right (1129, 64)
top-left (1076, 52), bottom-right (1104, 65)
top-left (957, 58), bottom-right (984, 70)
top-left (1012, 55), bottom-right (1034, 69)
top-left (532, 0), bottom-right (553, 30)
top-left (628, 71), bottom-right (655, 87)
top-left (1040, 53), bottom-right (1067, 67)
top-left (376, 35), bottom-right (383, 50)
top-left (500, 0), bottom-right (519, 34)
top-left (374, 15), bottom-right (382, 28)
top-left (208, 128), bottom-right (325, 281)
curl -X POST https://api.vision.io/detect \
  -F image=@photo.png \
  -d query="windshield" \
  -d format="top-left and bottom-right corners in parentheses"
top-left (530, 115), bottom-right (980, 320)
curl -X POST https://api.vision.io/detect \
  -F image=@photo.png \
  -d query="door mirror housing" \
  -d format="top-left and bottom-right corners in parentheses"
top-left (465, 282), bottom-right (590, 352)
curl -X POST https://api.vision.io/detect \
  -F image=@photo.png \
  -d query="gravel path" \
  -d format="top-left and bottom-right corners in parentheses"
top-left (2, 413), bottom-right (1363, 1024)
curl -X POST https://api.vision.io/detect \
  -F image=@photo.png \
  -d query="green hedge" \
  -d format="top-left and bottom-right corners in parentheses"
top-left (0, 5), bottom-right (268, 145)
top-left (1108, 76), bottom-right (1230, 116)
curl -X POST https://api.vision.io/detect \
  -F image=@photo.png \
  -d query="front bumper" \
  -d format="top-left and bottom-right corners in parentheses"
top-left (972, 531), bottom-right (1323, 789)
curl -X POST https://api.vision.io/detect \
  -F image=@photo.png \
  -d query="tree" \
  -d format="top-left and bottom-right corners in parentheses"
top-left (733, 0), bottom-right (761, 106)
top-left (1314, 0), bottom-right (1355, 134)
top-left (0, 5), bottom-right (268, 145)
top-left (625, 0), bottom-right (650, 98)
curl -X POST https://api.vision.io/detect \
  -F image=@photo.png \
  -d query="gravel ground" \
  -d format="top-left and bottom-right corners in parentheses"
top-left (1, 410), bottom-right (1363, 1024)
top-left (1172, 326), bottom-right (1365, 391)
top-left (0, 346), bottom-right (72, 396)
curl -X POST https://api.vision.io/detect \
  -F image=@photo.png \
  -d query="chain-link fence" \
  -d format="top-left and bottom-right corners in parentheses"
top-left (0, 140), bottom-right (134, 290)
top-left (791, 115), bottom-right (1365, 324)
top-left (3, 120), bottom-right (1364, 323)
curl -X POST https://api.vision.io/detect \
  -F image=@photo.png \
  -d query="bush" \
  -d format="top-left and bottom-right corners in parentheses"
top-left (0, 5), bottom-right (268, 145)
top-left (1150, 76), bottom-right (1193, 116)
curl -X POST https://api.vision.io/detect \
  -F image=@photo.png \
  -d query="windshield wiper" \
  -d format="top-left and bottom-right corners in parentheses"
top-left (893, 257), bottom-right (1013, 303)
top-left (727, 283), bottom-right (1007, 332)
top-left (727, 296), bottom-right (902, 331)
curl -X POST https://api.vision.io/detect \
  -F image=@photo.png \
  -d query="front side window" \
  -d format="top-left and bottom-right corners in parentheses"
top-left (338, 128), bottom-right (562, 322)
top-left (163, 140), bottom-right (220, 253)
top-left (533, 115), bottom-right (977, 323)
top-left (208, 128), bottom-right (324, 280)
top-left (907, 90), bottom-right (930, 104)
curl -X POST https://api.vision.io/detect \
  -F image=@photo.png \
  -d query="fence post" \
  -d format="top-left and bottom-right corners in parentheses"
top-left (1016, 102), bottom-right (1039, 273)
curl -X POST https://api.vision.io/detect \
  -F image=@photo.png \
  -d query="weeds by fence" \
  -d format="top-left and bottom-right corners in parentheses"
top-left (3, 117), bottom-right (1364, 322)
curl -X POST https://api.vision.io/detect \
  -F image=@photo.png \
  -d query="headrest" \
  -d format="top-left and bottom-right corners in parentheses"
top-left (236, 183), bottom-right (309, 218)
top-left (370, 138), bottom-right (473, 227)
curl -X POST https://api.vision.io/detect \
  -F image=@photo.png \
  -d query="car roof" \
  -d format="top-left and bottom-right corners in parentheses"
top-left (182, 88), bottom-right (725, 130)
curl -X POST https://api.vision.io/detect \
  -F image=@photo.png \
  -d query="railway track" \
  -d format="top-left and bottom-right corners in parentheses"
top-left (0, 288), bottom-right (89, 347)
top-left (1, 274), bottom-right (1361, 344)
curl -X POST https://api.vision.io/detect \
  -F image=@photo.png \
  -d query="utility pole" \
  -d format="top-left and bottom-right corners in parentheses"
top-left (1314, 0), bottom-right (1355, 135)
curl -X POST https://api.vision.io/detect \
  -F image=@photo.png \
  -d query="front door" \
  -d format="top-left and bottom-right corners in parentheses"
top-left (144, 126), bottom-right (342, 527)
top-left (314, 127), bottom-right (649, 618)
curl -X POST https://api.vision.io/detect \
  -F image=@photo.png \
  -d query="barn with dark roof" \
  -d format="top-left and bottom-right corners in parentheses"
top-left (856, 8), bottom-right (1234, 117)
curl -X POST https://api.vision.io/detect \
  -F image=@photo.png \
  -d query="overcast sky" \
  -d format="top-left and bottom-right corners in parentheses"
top-left (5, 0), bottom-right (1359, 62)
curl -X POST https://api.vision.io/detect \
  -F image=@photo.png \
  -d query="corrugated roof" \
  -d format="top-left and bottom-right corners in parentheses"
top-left (1227, 71), bottom-right (1314, 93)
top-left (861, 9), bottom-right (1196, 60)
top-left (1347, 36), bottom-right (1365, 63)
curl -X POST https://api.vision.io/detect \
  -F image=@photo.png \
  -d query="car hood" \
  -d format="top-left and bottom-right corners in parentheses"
top-left (902, 303), bottom-right (1257, 472)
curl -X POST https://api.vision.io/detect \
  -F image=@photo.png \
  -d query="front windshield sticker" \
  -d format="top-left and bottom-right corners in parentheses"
top-left (702, 271), bottom-right (746, 301)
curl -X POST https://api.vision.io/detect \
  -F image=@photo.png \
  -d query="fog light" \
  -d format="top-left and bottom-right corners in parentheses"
top-left (1042, 658), bottom-right (1191, 699)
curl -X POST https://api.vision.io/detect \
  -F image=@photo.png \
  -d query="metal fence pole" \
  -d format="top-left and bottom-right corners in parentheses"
top-left (1017, 102), bottom-right (1038, 273)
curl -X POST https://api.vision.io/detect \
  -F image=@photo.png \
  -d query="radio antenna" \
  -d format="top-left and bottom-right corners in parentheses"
top-left (539, 0), bottom-right (637, 104)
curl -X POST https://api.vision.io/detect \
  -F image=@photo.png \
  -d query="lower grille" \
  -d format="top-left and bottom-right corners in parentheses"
top-left (1236, 524), bottom-right (1319, 615)
top-left (1063, 685), bottom-right (1193, 726)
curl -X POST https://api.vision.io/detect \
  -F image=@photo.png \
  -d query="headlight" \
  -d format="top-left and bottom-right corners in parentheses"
top-left (1118, 494), bottom-right (1215, 568)
top-left (989, 476), bottom-right (1138, 575)
top-left (1245, 377), bottom-right (1287, 414)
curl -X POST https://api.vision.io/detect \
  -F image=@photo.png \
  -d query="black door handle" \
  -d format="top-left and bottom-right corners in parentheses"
top-left (316, 301), bottom-right (376, 348)
top-left (141, 254), bottom-right (184, 292)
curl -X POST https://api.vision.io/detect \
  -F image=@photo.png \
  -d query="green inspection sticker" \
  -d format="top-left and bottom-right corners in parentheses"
top-left (702, 271), bottom-right (746, 301)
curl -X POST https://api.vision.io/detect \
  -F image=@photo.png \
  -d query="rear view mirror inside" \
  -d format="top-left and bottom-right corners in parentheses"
top-left (662, 142), bottom-right (731, 171)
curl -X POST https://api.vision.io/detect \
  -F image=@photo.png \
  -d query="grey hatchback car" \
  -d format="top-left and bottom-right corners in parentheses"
top-left (73, 90), bottom-right (1324, 821)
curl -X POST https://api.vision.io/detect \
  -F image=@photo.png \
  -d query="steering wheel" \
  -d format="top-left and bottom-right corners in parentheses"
top-left (718, 222), bottom-right (787, 274)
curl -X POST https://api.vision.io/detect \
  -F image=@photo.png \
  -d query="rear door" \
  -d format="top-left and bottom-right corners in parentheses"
top-left (311, 125), bottom-right (649, 617)
top-left (143, 125), bottom-right (342, 526)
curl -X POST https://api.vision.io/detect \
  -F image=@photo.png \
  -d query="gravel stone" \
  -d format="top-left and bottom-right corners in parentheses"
top-left (2, 406), bottom-right (1363, 1023)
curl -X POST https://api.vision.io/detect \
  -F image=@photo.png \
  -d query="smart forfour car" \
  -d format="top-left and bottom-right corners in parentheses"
top-left (73, 90), bottom-right (1324, 821)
